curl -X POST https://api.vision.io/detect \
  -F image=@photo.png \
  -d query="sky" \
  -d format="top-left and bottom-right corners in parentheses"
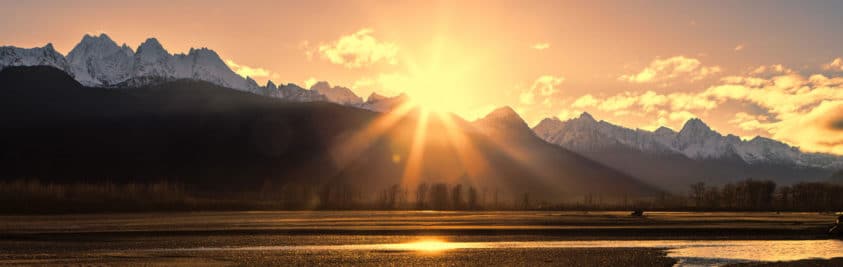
top-left (2, 0), bottom-right (843, 154)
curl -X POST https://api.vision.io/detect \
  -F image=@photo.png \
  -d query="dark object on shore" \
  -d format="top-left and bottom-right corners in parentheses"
top-left (630, 209), bottom-right (645, 217)
top-left (829, 215), bottom-right (843, 236)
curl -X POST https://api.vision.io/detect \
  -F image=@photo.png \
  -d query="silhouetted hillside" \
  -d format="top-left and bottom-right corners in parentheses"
top-left (0, 66), bottom-right (660, 209)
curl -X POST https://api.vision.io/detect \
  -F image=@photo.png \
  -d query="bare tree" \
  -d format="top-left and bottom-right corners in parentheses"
top-left (451, 184), bottom-right (463, 210)
top-left (415, 183), bottom-right (429, 209)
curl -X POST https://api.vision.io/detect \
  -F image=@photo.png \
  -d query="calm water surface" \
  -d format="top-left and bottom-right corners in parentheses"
top-left (155, 239), bottom-right (843, 266)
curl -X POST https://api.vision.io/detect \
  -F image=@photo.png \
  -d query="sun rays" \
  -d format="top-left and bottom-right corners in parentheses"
top-left (329, 98), bottom-right (539, 192)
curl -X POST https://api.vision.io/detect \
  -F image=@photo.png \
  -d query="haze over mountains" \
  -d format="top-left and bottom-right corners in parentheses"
top-left (0, 34), bottom-right (396, 110)
top-left (534, 114), bottom-right (841, 190)
top-left (0, 66), bottom-right (659, 202)
top-left (1, 34), bottom-right (841, 194)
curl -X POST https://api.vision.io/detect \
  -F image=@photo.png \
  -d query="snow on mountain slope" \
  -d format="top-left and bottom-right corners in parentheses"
top-left (310, 81), bottom-right (363, 105)
top-left (0, 43), bottom-right (70, 74)
top-left (359, 92), bottom-right (409, 112)
top-left (534, 113), bottom-right (843, 169)
top-left (534, 113), bottom-right (675, 153)
top-left (66, 34), bottom-right (134, 86)
top-left (2, 34), bottom-right (260, 93)
top-left (277, 83), bottom-right (326, 102)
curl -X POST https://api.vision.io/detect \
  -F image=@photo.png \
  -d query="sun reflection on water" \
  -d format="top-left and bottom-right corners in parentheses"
top-left (393, 239), bottom-right (458, 253)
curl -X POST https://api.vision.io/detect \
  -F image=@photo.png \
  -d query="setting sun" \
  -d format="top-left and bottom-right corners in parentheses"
top-left (1, 1), bottom-right (843, 266)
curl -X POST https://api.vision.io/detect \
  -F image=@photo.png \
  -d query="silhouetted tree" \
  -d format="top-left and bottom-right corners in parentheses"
top-left (521, 192), bottom-right (530, 209)
top-left (416, 183), bottom-right (429, 209)
top-left (467, 186), bottom-right (478, 210)
top-left (690, 182), bottom-right (706, 208)
top-left (451, 184), bottom-right (463, 210)
top-left (430, 183), bottom-right (449, 210)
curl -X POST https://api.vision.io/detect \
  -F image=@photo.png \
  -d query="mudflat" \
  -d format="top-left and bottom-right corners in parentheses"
top-left (0, 211), bottom-right (840, 266)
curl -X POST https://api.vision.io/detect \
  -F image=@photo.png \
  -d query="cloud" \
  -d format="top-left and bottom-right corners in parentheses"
top-left (734, 44), bottom-right (745, 51)
top-left (619, 56), bottom-right (721, 83)
top-left (557, 109), bottom-right (583, 120)
top-left (225, 59), bottom-right (277, 80)
top-left (532, 43), bottom-right (550, 50)
top-left (772, 100), bottom-right (843, 154)
top-left (700, 70), bottom-right (843, 154)
top-left (750, 64), bottom-right (794, 77)
top-left (728, 112), bottom-right (773, 132)
top-left (317, 28), bottom-right (398, 68)
top-left (568, 90), bottom-right (715, 114)
top-left (572, 94), bottom-right (598, 108)
top-left (598, 92), bottom-right (638, 112)
top-left (823, 58), bottom-right (843, 71)
top-left (519, 75), bottom-right (564, 105)
top-left (833, 119), bottom-right (843, 130)
top-left (668, 110), bottom-right (697, 123)
top-left (304, 77), bottom-right (318, 89)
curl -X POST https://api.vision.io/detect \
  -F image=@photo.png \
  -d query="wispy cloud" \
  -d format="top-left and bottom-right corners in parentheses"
top-left (531, 43), bottom-right (550, 50)
top-left (824, 57), bottom-right (843, 71)
top-left (734, 44), bottom-right (745, 51)
top-left (225, 59), bottom-right (278, 81)
top-left (519, 75), bottom-right (564, 105)
top-left (619, 56), bottom-right (721, 84)
top-left (575, 62), bottom-right (843, 154)
top-left (317, 28), bottom-right (399, 68)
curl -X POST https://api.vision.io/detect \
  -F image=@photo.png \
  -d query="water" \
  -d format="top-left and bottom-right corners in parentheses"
top-left (155, 239), bottom-right (843, 266)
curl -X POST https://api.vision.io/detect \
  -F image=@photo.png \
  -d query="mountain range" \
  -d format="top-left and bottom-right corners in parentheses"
top-left (534, 113), bottom-right (841, 190)
top-left (0, 65), bottom-right (659, 202)
top-left (0, 34), bottom-right (398, 109)
top-left (1, 34), bottom-right (841, 193)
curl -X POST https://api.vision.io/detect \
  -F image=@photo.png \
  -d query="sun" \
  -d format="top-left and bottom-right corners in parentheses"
top-left (397, 66), bottom-right (472, 114)
top-left (382, 36), bottom-right (480, 115)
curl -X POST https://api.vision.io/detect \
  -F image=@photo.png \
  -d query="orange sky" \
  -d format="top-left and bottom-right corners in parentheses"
top-left (2, 0), bottom-right (843, 154)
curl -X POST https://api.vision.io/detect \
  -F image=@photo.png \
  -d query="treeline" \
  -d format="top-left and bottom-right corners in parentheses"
top-left (683, 179), bottom-right (843, 211)
top-left (3, 178), bottom-right (843, 213)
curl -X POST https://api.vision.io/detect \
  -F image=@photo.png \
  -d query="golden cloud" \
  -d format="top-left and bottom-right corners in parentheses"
top-left (225, 59), bottom-right (277, 80)
top-left (619, 56), bottom-right (721, 83)
top-left (519, 75), bottom-right (564, 105)
top-left (532, 43), bottom-right (550, 50)
top-left (318, 28), bottom-right (399, 68)
top-left (824, 58), bottom-right (843, 71)
top-left (572, 94), bottom-right (598, 108)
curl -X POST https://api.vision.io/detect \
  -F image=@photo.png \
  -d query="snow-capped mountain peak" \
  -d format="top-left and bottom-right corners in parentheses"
top-left (136, 38), bottom-right (167, 55)
top-left (310, 81), bottom-right (363, 105)
top-left (0, 43), bottom-right (70, 73)
top-left (0, 34), bottom-right (376, 106)
top-left (533, 113), bottom-right (843, 169)
top-left (67, 33), bottom-right (134, 86)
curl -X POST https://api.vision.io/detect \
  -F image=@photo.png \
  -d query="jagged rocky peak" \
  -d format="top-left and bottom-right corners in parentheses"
top-left (81, 33), bottom-right (117, 46)
top-left (309, 80), bottom-right (363, 105)
top-left (480, 106), bottom-right (528, 127)
top-left (532, 117), bottom-right (566, 138)
top-left (535, 117), bottom-right (563, 127)
top-left (654, 126), bottom-right (676, 135)
top-left (366, 92), bottom-right (387, 103)
top-left (310, 81), bottom-right (332, 91)
top-left (486, 106), bottom-right (519, 118)
top-left (136, 38), bottom-right (168, 55)
top-left (0, 43), bottom-right (70, 73)
top-left (266, 80), bottom-right (277, 90)
top-left (680, 118), bottom-right (713, 133)
top-left (579, 111), bottom-right (596, 122)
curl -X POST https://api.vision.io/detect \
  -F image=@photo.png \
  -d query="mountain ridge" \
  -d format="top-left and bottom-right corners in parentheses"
top-left (533, 112), bottom-right (839, 191)
top-left (0, 65), bottom-right (661, 201)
